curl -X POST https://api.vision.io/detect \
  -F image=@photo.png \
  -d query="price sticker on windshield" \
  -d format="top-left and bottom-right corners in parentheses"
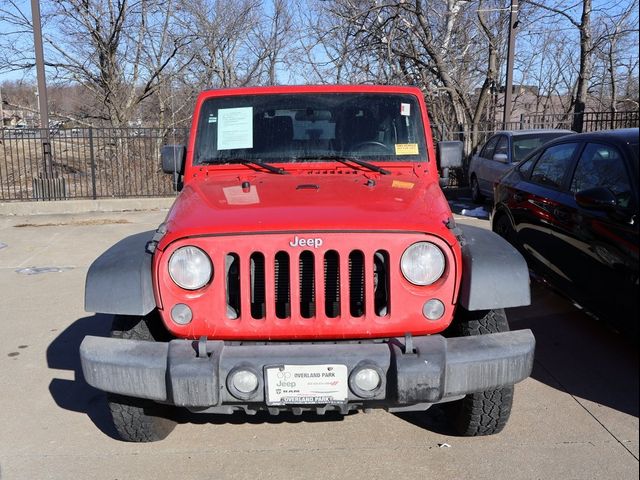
top-left (395, 143), bottom-right (419, 155)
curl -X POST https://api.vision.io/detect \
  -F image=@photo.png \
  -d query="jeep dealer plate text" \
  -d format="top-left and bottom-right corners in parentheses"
top-left (265, 364), bottom-right (348, 405)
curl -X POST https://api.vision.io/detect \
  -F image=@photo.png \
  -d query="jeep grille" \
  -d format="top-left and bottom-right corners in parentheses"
top-left (225, 249), bottom-right (390, 320)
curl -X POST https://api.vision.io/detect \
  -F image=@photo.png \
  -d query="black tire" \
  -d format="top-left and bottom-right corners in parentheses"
top-left (444, 308), bottom-right (514, 436)
top-left (492, 212), bottom-right (516, 244)
top-left (470, 175), bottom-right (484, 204)
top-left (107, 314), bottom-right (176, 442)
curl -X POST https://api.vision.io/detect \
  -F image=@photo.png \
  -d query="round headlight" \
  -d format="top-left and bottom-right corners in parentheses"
top-left (168, 246), bottom-right (212, 290)
top-left (401, 242), bottom-right (445, 286)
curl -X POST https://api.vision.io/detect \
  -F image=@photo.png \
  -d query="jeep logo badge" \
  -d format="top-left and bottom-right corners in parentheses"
top-left (289, 236), bottom-right (323, 248)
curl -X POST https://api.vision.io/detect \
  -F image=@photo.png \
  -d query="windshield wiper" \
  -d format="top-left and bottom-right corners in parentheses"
top-left (292, 155), bottom-right (390, 175)
top-left (201, 158), bottom-right (286, 175)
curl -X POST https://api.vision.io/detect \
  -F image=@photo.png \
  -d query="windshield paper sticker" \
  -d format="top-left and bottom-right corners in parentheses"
top-left (395, 143), bottom-right (419, 155)
top-left (217, 107), bottom-right (253, 150)
top-left (400, 103), bottom-right (411, 116)
top-left (223, 185), bottom-right (260, 205)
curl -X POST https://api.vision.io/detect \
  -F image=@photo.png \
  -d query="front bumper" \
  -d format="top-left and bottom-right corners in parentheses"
top-left (80, 330), bottom-right (535, 413)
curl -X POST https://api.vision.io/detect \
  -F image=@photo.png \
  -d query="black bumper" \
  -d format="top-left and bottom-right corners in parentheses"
top-left (80, 330), bottom-right (535, 411)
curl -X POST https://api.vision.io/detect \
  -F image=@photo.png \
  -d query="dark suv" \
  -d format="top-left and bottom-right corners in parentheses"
top-left (492, 128), bottom-right (639, 336)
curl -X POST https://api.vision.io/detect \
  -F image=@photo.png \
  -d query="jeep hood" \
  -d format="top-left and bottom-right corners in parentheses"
top-left (159, 169), bottom-right (454, 249)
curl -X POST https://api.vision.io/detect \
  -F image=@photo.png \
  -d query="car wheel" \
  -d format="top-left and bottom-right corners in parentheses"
top-left (492, 213), bottom-right (517, 245)
top-left (443, 308), bottom-right (514, 436)
top-left (107, 314), bottom-right (176, 442)
top-left (470, 176), bottom-right (484, 204)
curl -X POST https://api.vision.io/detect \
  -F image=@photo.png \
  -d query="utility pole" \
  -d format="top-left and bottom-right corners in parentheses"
top-left (503, 0), bottom-right (519, 127)
top-left (30, 0), bottom-right (51, 177)
top-left (0, 85), bottom-right (5, 128)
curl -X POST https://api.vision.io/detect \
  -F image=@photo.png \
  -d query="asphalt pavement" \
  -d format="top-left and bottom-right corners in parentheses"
top-left (0, 202), bottom-right (637, 480)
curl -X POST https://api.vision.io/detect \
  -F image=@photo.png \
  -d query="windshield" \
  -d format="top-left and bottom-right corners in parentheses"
top-left (512, 132), bottom-right (571, 162)
top-left (194, 93), bottom-right (426, 164)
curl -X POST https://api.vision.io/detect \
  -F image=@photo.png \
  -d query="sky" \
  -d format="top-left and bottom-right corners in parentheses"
top-left (0, 0), bottom-right (638, 86)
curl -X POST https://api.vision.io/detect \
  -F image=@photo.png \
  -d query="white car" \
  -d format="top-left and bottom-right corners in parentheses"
top-left (468, 129), bottom-right (572, 203)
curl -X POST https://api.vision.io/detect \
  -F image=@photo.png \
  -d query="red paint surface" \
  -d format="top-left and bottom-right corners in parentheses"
top-left (153, 85), bottom-right (462, 340)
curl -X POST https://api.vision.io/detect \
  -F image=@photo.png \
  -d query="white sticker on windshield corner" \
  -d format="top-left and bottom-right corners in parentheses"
top-left (401, 103), bottom-right (411, 116)
top-left (217, 107), bottom-right (253, 150)
top-left (208, 115), bottom-right (217, 123)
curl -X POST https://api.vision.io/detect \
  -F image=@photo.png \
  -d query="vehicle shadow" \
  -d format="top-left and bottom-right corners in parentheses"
top-left (46, 314), bottom-right (120, 439)
top-left (509, 283), bottom-right (638, 418)
top-left (48, 286), bottom-right (637, 442)
top-left (397, 282), bottom-right (639, 434)
top-left (46, 315), bottom-right (348, 440)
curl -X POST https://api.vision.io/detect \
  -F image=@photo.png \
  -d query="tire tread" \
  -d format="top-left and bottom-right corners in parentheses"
top-left (107, 314), bottom-right (176, 442)
top-left (445, 308), bottom-right (514, 436)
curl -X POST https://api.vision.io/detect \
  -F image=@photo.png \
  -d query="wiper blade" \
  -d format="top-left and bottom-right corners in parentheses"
top-left (201, 158), bottom-right (286, 175)
top-left (293, 155), bottom-right (390, 175)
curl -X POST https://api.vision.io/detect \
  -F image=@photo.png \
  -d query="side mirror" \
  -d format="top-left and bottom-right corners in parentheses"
top-left (493, 153), bottom-right (508, 163)
top-left (161, 145), bottom-right (186, 174)
top-left (575, 187), bottom-right (616, 211)
top-left (161, 145), bottom-right (186, 192)
top-left (437, 141), bottom-right (463, 187)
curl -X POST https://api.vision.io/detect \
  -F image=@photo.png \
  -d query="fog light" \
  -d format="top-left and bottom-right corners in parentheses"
top-left (349, 364), bottom-right (384, 398)
top-left (230, 370), bottom-right (259, 395)
top-left (423, 299), bottom-right (445, 320)
top-left (171, 303), bottom-right (192, 325)
top-left (354, 368), bottom-right (380, 392)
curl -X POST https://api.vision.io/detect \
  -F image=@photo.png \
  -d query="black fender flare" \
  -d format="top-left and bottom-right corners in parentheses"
top-left (84, 231), bottom-right (156, 315)
top-left (457, 224), bottom-right (531, 311)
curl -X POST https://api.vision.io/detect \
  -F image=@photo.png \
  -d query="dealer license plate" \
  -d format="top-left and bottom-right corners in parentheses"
top-left (265, 364), bottom-right (348, 405)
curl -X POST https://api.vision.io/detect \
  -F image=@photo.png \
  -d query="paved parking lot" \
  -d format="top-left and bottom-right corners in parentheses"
top-left (0, 205), bottom-right (637, 479)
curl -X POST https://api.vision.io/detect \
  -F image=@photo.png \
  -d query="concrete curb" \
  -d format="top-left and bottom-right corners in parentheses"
top-left (0, 197), bottom-right (176, 216)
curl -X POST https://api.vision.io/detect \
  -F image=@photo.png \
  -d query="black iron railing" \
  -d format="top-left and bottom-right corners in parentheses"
top-left (0, 127), bottom-right (188, 201)
top-left (1, 111), bottom-right (637, 200)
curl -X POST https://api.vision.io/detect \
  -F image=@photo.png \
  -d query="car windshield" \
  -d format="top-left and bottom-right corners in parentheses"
top-left (512, 132), bottom-right (570, 162)
top-left (194, 93), bottom-right (426, 164)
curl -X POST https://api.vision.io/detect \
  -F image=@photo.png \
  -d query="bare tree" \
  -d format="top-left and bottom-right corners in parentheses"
top-left (305, 0), bottom-right (511, 153)
top-left (523, 0), bottom-right (638, 131)
top-left (591, 1), bottom-right (639, 116)
top-left (0, 0), bottom-right (190, 126)
top-left (256, 0), bottom-right (296, 85)
top-left (1, 0), bottom-right (637, 134)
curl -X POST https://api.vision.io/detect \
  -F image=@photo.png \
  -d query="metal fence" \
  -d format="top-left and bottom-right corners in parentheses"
top-left (0, 127), bottom-right (188, 201)
top-left (1, 110), bottom-right (638, 200)
top-left (433, 110), bottom-right (639, 144)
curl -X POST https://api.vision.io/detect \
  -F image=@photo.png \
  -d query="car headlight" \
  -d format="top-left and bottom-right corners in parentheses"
top-left (168, 246), bottom-right (212, 290)
top-left (400, 242), bottom-right (445, 286)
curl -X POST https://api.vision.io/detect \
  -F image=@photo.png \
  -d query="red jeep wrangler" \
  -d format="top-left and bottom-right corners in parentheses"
top-left (80, 85), bottom-right (534, 442)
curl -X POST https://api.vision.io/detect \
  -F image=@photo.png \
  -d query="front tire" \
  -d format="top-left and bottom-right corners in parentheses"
top-left (107, 314), bottom-right (176, 442)
top-left (492, 213), bottom-right (516, 244)
top-left (470, 176), bottom-right (484, 204)
top-left (444, 308), bottom-right (515, 436)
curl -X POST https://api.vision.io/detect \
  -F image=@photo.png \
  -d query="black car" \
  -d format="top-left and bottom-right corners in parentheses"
top-left (492, 128), bottom-right (639, 336)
